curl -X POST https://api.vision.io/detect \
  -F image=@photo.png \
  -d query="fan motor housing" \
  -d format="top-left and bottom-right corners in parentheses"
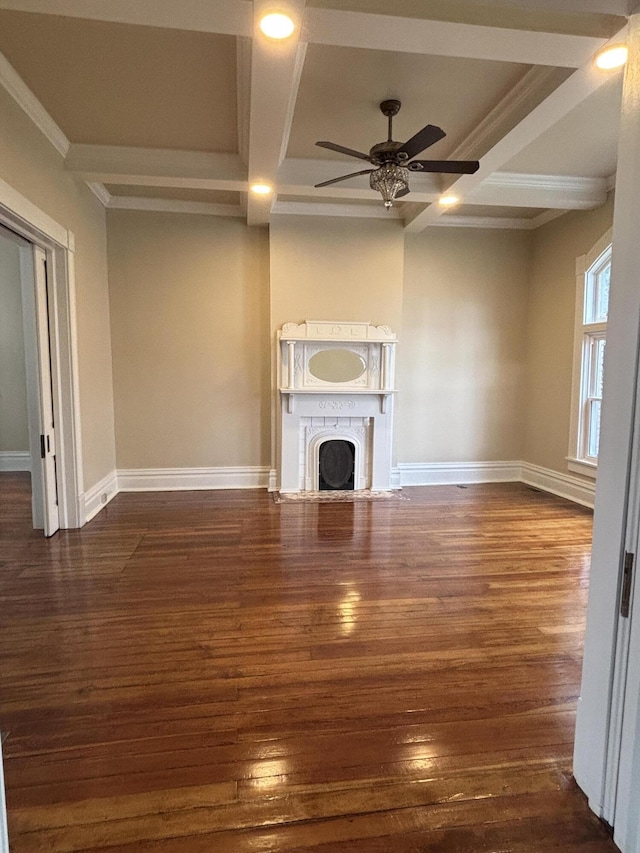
top-left (369, 140), bottom-right (406, 165)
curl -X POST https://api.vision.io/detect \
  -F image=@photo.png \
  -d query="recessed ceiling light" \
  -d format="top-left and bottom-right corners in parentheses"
top-left (439, 194), bottom-right (460, 207)
top-left (251, 183), bottom-right (273, 195)
top-left (259, 12), bottom-right (295, 39)
top-left (594, 44), bottom-right (628, 70)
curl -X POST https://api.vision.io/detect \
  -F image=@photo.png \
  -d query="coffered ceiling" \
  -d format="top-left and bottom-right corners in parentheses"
top-left (0, 0), bottom-right (629, 230)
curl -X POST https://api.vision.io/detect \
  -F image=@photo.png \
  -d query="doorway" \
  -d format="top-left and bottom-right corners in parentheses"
top-left (0, 225), bottom-right (59, 536)
top-left (0, 183), bottom-right (83, 532)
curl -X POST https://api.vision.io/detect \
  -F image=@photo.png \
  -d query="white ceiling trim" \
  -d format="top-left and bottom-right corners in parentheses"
top-left (86, 182), bottom-right (111, 206)
top-left (272, 200), bottom-right (401, 219)
top-left (404, 26), bottom-right (627, 233)
top-left (431, 214), bottom-right (536, 229)
top-left (481, 0), bottom-right (627, 13)
top-left (304, 7), bottom-right (607, 67)
top-left (472, 171), bottom-right (608, 208)
top-left (0, 0), bottom-right (253, 36)
top-left (61, 144), bottom-right (610, 212)
top-left (531, 208), bottom-right (569, 227)
top-left (0, 48), bottom-right (69, 157)
top-left (64, 145), bottom-right (247, 191)
top-left (247, 0), bottom-right (307, 226)
top-left (431, 207), bottom-right (571, 230)
top-left (107, 196), bottom-right (244, 218)
top-left (447, 66), bottom-right (562, 162)
top-left (279, 157), bottom-right (607, 208)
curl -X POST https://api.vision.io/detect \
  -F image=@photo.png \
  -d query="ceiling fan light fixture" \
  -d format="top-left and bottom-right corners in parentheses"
top-left (259, 12), bottom-right (295, 39)
top-left (250, 182), bottom-right (273, 195)
top-left (439, 194), bottom-right (460, 207)
top-left (594, 44), bottom-right (628, 70)
top-left (370, 163), bottom-right (409, 209)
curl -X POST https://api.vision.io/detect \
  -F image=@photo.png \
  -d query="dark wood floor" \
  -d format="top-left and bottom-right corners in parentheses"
top-left (0, 473), bottom-right (619, 851)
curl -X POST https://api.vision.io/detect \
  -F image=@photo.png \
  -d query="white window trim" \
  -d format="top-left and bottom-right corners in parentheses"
top-left (568, 228), bottom-right (612, 479)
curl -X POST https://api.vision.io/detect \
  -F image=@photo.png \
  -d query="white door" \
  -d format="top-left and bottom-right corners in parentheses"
top-left (32, 246), bottom-right (59, 537)
top-left (610, 434), bottom-right (640, 853)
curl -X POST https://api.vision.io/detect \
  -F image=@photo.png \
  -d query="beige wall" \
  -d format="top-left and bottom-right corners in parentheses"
top-left (399, 228), bottom-right (531, 463)
top-left (524, 195), bottom-right (615, 474)
top-left (0, 86), bottom-right (115, 488)
top-left (269, 214), bottom-right (405, 467)
top-left (0, 232), bottom-right (28, 452)
top-left (107, 211), bottom-right (270, 469)
top-left (269, 216), bottom-right (405, 333)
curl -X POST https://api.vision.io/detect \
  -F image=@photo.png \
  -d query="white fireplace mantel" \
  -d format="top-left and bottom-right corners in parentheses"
top-left (275, 321), bottom-right (397, 493)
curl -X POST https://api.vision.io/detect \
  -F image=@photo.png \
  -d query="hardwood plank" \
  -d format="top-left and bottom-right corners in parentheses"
top-left (0, 474), bottom-right (618, 851)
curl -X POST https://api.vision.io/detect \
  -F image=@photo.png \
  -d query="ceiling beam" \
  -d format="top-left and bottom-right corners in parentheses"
top-left (446, 66), bottom-right (566, 162)
top-left (64, 145), bottom-right (247, 192)
top-left (272, 200), bottom-right (401, 220)
top-left (278, 157), bottom-right (607, 209)
top-left (404, 27), bottom-right (627, 233)
top-left (481, 0), bottom-right (627, 13)
top-left (63, 145), bottom-right (609, 211)
top-left (246, 0), bottom-right (307, 227)
top-left (107, 196), bottom-right (244, 218)
top-left (304, 7), bottom-right (607, 67)
top-left (470, 172), bottom-right (608, 208)
top-left (0, 49), bottom-right (69, 157)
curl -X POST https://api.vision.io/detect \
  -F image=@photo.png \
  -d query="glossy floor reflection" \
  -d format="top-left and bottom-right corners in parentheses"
top-left (0, 474), bottom-right (619, 851)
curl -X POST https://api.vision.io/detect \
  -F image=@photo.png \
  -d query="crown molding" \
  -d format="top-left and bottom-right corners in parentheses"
top-left (64, 145), bottom-right (247, 191)
top-left (86, 183), bottom-right (111, 206)
top-left (432, 207), bottom-right (571, 230)
top-left (449, 66), bottom-right (563, 162)
top-left (272, 200), bottom-right (401, 219)
top-left (0, 49), bottom-right (70, 157)
top-left (431, 214), bottom-right (534, 230)
top-left (485, 171), bottom-right (607, 193)
top-left (531, 208), bottom-right (568, 228)
top-left (107, 196), bottom-right (244, 217)
top-left (106, 196), bottom-right (244, 217)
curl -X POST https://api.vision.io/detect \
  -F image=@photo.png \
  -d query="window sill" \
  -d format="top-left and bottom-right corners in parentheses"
top-left (567, 457), bottom-right (597, 479)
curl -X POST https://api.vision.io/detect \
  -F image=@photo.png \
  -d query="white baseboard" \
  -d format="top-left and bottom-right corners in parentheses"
top-left (118, 466), bottom-right (271, 492)
top-left (520, 461), bottom-right (595, 509)
top-left (81, 469), bottom-right (118, 524)
top-left (0, 450), bottom-right (31, 472)
top-left (75, 460), bottom-right (594, 526)
top-left (397, 460), bottom-right (522, 487)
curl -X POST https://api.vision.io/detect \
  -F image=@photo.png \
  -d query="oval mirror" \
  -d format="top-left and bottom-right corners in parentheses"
top-left (308, 349), bottom-right (366, 383)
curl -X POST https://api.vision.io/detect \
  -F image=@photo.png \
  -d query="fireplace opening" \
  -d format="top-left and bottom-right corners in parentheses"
top-left (318, 440), bottom-right (355, 491)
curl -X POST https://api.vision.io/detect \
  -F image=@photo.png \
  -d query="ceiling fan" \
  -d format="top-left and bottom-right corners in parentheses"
top-left (314, 99), bottom-right (480, 209)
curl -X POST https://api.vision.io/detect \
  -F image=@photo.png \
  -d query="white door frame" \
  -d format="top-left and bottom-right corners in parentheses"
top-left (0, 177), bottom-right (83, 528)
top-left (573, 12), bottom-right (640, 852)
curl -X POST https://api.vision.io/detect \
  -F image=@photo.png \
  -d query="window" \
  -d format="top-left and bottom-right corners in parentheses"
top-left (568, 234), bottom-right (611, 477)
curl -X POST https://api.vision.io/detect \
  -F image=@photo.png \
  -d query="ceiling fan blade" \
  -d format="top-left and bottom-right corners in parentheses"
top-left (397, 124), bottom-right (446, 160)
top-left (408, 159), bottom-right (480, 174)
top-left (315, 169), bottom-right (375, 188)
top-left (316, 141), bottom-right (372, 162)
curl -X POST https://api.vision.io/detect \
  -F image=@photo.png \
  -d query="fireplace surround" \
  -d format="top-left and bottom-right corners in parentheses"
top-left (276, 321), bottom-right (397, 493)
